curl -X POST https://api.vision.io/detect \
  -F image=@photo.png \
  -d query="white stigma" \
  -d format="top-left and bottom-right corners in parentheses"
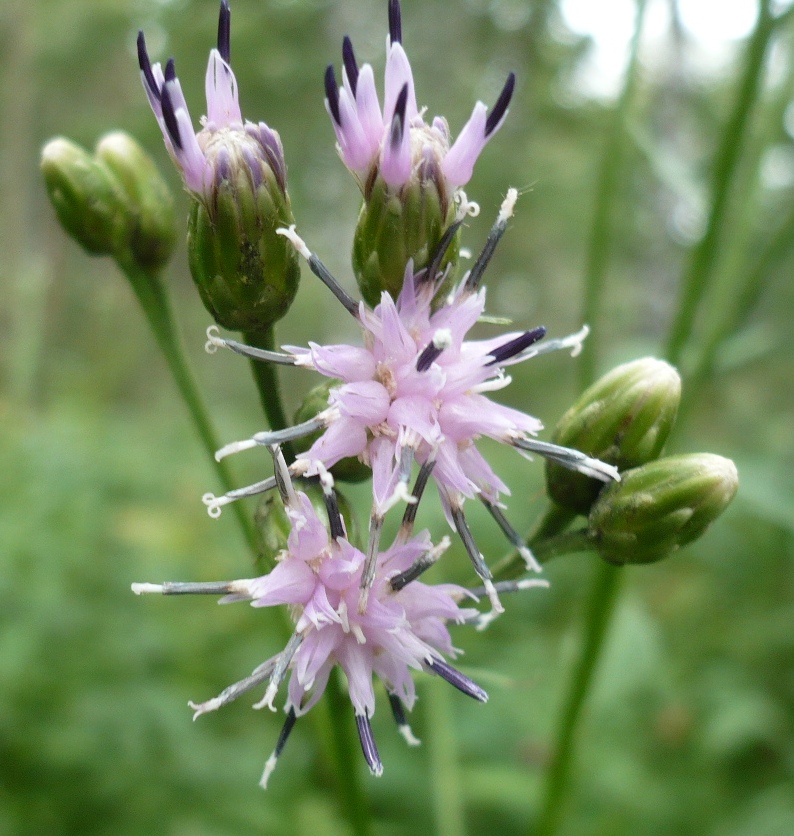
top-left (252, 682), bottom-right (279, 712)
top-left (204, 325), bottom-right (224, 354)
top-left (432, 328), bottom-right (453, 351)
top-left (188, 697), bottom-right (223, 719)
top-left (398, 724), bottom-right (422, 747)
top-left (498, 187), bottom-right (518, 224)
top-left (259, 754), bottom-right (278, 790)
top-left (215, 437), bottom-right (258, 461)
top-left (202, 493), bottom-right (229, 519)
top-left (276, 224), bottom-right (312, 260)
top-left (519, 545), bottom-right (542, 573)
top-left (483, 578), bottom-right (505, 616)
top-left (455, 189), bottom-right (480, 220)
top-left (131, 583), bottom-right (164, 595)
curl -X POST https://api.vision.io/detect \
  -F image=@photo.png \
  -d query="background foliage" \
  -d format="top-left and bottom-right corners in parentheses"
top-left (2, 0), bottom-right (793, 833)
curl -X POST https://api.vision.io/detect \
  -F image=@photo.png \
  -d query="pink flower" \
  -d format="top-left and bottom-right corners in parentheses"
top-left (324, 0), bottom-right (514, 192)
top-left (133, 467), bottom-right (488, 788)
top-left (137, 1), bottom-right (287, 197)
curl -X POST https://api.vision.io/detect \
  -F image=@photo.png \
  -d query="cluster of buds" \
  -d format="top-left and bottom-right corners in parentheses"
top-left (44, 0), bottom-right (739, 790)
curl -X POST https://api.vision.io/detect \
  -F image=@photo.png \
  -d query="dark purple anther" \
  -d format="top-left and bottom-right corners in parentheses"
top-left (274, 707), bottom-right (297, 758)
top-left (164, 58), bottom-right (176, 83)
top-left (487, 326), bottom-right (546, 365)
top-left (388, 0), bottom-right (402, 44)
top-left (342, 36), bottom-right (359, 96)
top-left (390, 83), bottom-right (408, 148)
top-left (355, 714), bottom-right (384, 776)
top-left (160, 84), bottom-right (182, 149)
top-left (137, 31), bottom-right (161, 99)
top-left (416, 337), bottom-right (445, 372)
top-left (426, 658), bottom-right (488, 703)
top-left (324, 65), bottom-right (342, 126)
top-left (485, 72), bottom-right (515, 137)
top-left (323, 488), bottom-right (346, 541)
top-left (217, 0), bottom-right (231, 63)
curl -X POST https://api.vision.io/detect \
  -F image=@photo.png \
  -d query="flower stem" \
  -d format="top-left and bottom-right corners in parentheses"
top-left (118, 258), bottom-right (260, 555)
top-left (533, 562), bottom-right (622, 836)
top-left (427, 676), bottom-right (467, 836)
top-left (323, 673), bottom-right (373, 836)
top-left (243, 327), bottom-right (296, 460)
top-left (665, 0), bottom-right (775, 367)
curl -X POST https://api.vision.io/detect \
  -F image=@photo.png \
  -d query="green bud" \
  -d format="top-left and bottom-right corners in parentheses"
top-left (255, 484), bottom-right (361, 564)
top-left (547, 358), bottom-right (681, 514)
top-left (41, 137), bottom-right (125, 257)
top-left (292, 381), bottom-right (370, 483)
top-left (352, 176), bottom-right (458, 306)
top-left (186, 141), bottom-right (300, 332)
top-left (95, 132), bottom-right (177, 271)
top-left (588, 453), bottom-right (738, 565)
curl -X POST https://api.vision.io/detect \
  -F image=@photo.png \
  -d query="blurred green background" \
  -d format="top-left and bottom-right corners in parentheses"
top-left (2, 0), bottom-right (793, 833)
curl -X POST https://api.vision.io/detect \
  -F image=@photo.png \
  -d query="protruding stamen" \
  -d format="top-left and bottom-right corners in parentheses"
top-left (217, 0), bottom-right (231, 64)
top-left (513, 324), bottom-right (590, 363)
top-left (324, 64), bottom-right (341, 126)
top-left (137, 32), bottom-right (160, 99)
top-left (486, 327), bottom-right (546, 366)
top-left (511, 437), bottom-right (621, 483)
top-left (420, 220), bottom-right (464, 286)
top-left (356, 713), bottom-right (384, 776)
top-left (323, 485), bottom-right (346, 541)
top-left (260, 707), bottom-right (297, 789)
top-left (397, 459), bottom-right (436, 542)
top-left (205, 325), bottom-right (297, 365)
top-left (390, 83), bottom-right (408, 149)
top-left (425, 657), bottom-right (488, 703)
top-left (416, 328), bottom-right (453, 372)
top-left (359, 512), bottom-right (384, 613)
top-left (202, 476), bottom-right (277, 518)
top-left (342, 36), bottom-right (359, 96)
top-left (390, 536), bottom-right (450, 591)
top-left (465, 577), bottom-right (550, 600)
top-left (388, 693), bottom-right (421, 746)
top-left (480, 498), bottom-right (541, 572)
top-left (388, 0), bottom-right (402, 44)
top-left (277, 225), bottom-right (359, 317)
top-left (131, 580), bottom-right (252, 596)
top-left (160, 83), bottom-right (182, 150)
top-left (216, 416), bottom-right (327, 461)
top-left (464, 189), bottom-right (519, 292)
top-left (485, 72), bottom-right (516, 137)
top-left (269, 444), bottom-right (297, 508)
top-left (446, 495), bottom-right (503, 613)
top-left (189, 658), bottom-right (277, 719)
top-left (254, 632), bottom-right (304, 712)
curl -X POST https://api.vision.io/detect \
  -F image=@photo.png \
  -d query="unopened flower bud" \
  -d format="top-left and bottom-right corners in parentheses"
top-left (293, 381), bottom-right (370, 483)
top-left (41, 137), bottom-right (125, 257)
top-left (95, 131), bottom-right (177, 271)
top-left (547, 358), bottom-right (681, 514)
top-left (588, 453), bottom-right (738, 565)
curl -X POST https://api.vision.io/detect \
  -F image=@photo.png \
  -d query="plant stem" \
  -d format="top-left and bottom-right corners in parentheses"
top-left (665, 0), bottom-right (775, 367)
top-left (578, 0), bottom-right (648, 390)
top-left (318, 674), bottom-right (372, 836)
top-left (533, 563), bottom-right (623, 836)
top-left (243, 327), bottom-right (296, 460)
top-left (427, 676), bottom-right (467, 836)
top-left (119, 259), bottom-right (260, 555)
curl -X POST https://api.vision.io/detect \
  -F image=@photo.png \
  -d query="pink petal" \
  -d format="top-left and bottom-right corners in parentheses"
top-left (204, 49), bottom-right (242, 127)
top-left (441, 101), bottom-right (488, 188)
top-left (248, 559), bottom-right (316, 607)
top-left (333, 380), bottom-right (391, 425)
top-left (383, 42), bottom-right (418, 125)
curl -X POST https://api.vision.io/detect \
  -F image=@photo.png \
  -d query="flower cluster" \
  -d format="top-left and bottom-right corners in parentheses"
top-left (133, 0), bottom-right (615, 787)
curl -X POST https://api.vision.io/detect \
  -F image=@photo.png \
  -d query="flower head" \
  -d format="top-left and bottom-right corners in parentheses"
top-left (133, 452), bottom-right (491, 787)
top-left (137, 0), bottom-right (300, 331)
top-left (326, 0), bottom-right (514, 197)
top-left (206, 191), bottom-right (618, 612)
top-left (326, 0), bottom-right (516, 302)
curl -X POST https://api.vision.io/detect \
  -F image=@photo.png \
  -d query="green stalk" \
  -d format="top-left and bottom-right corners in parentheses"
top-left (243, 327), bottom-right (296, 461)
top-left (578, 0), bottom-right (649, 390)
top-left (118, 258), bottom-right (260, 555)
top-left (533, 564), bottom-right (622, 836)
top-left (665, 0), bottom-right (775, 367)
top-left (492, 521), bottom-right (590, 580)
top-left (322, 673), bottom-right (373, 836)
top-left (427, 677), bottom-right (467, 836)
